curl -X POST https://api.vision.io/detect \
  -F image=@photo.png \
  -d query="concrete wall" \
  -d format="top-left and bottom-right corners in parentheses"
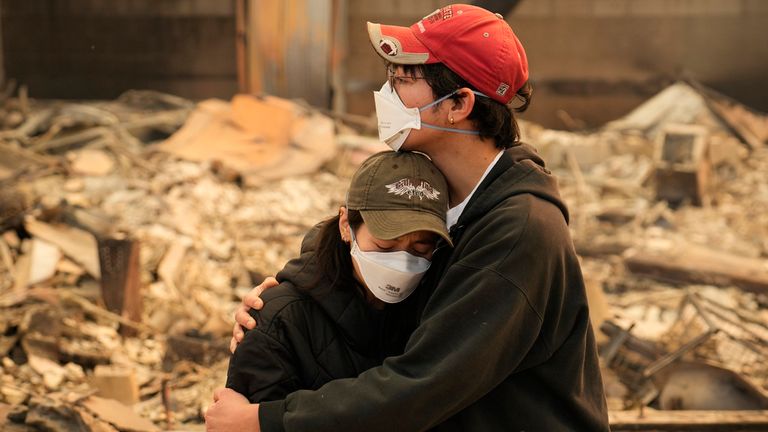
top-left (346, 0), bottom-right (768, 128)
top-left (513, 0), bottom-right (768, 128)
top-left (1, 0), bottom-right (238, 100)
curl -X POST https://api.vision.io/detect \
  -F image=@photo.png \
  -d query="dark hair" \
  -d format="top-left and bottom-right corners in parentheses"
top-left (395, 62), bottom-right (532, 149)
top-left (311, 209), bottom-right (364, 293)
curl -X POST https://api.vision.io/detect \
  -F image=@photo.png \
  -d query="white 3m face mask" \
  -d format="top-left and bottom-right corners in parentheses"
top-left (349, 228), bottom-right (431, 304)
top-left (373, 81), bottom-right (485, 151)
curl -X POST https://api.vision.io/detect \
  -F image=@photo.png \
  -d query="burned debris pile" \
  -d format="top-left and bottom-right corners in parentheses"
top-left (1, 80), bottom-right (767, 430)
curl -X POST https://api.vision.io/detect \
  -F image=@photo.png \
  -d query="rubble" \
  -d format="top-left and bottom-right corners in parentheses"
top-left (523, 80), bottom-right (768, 425)
top-left (157, 94), bottom-right (338, 187)
top-left (0, 87), bottom-right (352, 430)
top-left (0, 79), bottom-right (766, 429)
top-left (652, 124), bottom-right (711, 206)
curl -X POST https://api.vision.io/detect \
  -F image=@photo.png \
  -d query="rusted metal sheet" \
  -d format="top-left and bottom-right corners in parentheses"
top-left (242, 0), bottom-right (339, 108)
top-left (97, 237), bottom-right (142, 337)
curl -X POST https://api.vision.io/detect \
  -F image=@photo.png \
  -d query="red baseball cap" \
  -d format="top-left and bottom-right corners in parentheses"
top-left (367, 4), bottom-right (528, 105)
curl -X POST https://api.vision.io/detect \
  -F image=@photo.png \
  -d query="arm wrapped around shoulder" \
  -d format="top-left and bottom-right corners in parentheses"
top-left (226, 325), bottom-right (302, 403)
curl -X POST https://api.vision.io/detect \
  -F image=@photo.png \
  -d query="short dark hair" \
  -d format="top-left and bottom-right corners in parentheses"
top-left (311, 209), bottom-right (364, 294)
top-left (395, 62), bottom-right (532, 149)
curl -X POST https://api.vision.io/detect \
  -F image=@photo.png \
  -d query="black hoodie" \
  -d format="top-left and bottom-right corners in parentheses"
top-left (258, 144), bottom-right (610, 431)
top-left (226, 227), bottom-right (414, 402)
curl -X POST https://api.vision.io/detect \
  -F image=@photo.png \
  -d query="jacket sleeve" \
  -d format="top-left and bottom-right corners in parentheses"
top-left (226, 326), bottom-right (303, 403)
top-left (259, 203), bottom-right (556, 432)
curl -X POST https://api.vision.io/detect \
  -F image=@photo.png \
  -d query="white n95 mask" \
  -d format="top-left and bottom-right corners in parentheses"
top-left (349, 228), bottom-right (430, 303)
top-left (373, 81), bottom-right (485, 151)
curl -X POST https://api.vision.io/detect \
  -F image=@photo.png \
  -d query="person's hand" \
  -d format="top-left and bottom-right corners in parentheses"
top-left (230, 276), bottom-right (280, 353)
top-left (205, 388), bottom-right (260, 432)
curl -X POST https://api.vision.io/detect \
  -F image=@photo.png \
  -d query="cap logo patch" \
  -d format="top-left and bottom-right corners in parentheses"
top-left (379, 39), bottom-right (398, 56)
top-left (385, 178), bottom-right (440, 201)
top-left (423, 6), bottom-right (453, 24)
top-left (496, 83), bottom-right (510, 96)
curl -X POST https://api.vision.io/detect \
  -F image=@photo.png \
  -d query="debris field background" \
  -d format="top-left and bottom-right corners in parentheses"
top-left (1, 70), bottom-right (768, 432)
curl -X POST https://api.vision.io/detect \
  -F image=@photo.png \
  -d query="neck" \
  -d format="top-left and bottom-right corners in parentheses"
top-left (422, 135), bottom-right (500, 208)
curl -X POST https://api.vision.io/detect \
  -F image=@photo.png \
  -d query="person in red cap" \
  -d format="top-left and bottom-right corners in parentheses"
top-left (209, 4), bottom-right (609, 431)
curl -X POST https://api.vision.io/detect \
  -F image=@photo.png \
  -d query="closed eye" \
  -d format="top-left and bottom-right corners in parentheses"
top-left (372, 241), bottom-right (395, 251)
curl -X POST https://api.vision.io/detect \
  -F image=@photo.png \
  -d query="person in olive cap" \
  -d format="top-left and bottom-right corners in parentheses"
top-left (225, 150), bottom-right (451, 404)
top-left (211, 4), bottom-right (609, 431)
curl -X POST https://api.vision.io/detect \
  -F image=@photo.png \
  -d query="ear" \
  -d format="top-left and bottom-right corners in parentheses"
top-left (338, 206), bottom-right (350, 242)
top-left (449, 88), bottom-right (476, 123)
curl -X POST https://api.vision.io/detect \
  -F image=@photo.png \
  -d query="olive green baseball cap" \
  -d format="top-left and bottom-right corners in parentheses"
top-left (347, 151), bottom-right (452, 246)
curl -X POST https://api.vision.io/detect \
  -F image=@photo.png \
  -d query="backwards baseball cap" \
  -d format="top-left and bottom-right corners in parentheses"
top-left (367, 4), bottom-right (528, 105)
top-left (347, 151), bottom-right (452, 246)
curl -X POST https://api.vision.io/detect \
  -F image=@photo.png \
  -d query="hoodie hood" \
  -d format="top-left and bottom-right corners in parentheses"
top-left (455, 143), bottom-right (569, 232)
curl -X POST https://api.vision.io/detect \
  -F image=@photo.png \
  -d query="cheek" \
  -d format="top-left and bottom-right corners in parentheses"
top-left (396, 86), bottom-right (432, 110)
top-left (402, 119), bottom-right (440, 150)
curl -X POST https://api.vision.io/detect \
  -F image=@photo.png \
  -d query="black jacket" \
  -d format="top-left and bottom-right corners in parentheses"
top-left (259, 144), bottom-right (610, 431)
top-left (226, 229), bottom-right (413, 404)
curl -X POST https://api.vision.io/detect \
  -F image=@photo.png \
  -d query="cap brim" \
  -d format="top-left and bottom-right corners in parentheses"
top-left (367, 22), bottom-right (437, 65)
top-left (361, 209), bottom-right (453, 247)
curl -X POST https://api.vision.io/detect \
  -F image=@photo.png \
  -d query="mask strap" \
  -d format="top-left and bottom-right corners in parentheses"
top-left (418, 91), bottom-right (458, 111)
top-left (418, 89), bottom-right (488, 136)
top-left (418, 89), bottom-right (489, 112)
top-left (421, 123), bottom-right (481, 135)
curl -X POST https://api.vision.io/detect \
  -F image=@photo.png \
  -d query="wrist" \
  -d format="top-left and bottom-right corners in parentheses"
top-left (249, 403), bottom-right (261, 431)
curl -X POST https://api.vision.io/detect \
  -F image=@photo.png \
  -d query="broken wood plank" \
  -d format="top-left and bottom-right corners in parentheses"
top-left (30, 126), bottom-right (111, 153)
top-left (609, 409), bottom-right (768, 431)
top-left (54, 289), bottom-right (155, 335)
top-left (0, 108), bottom-right (54, 141)
top-left (624, 241), bottom-right (768, 294)
top-left (63, 206), bottom-right (114, 238)
top-left (24, 217), bottom-right (100, 279)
